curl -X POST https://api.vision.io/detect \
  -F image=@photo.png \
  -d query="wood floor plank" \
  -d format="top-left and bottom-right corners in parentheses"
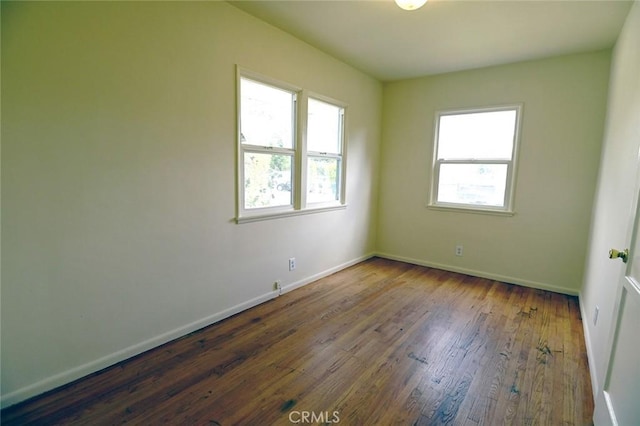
top-left (1, 258), bottom-right (594, 425)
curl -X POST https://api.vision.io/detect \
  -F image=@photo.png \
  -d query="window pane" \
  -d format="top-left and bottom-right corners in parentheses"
top-left (438, 110), bottom-right (516, 160)
top-left (307, 157), bottom-right (339, 203)
top-left (241, 78), bottom-right (294, 149)
top-left (244, 152), bottom-right (292, 209)
top-left (437, 163), bottom-right (508, 207)
top-left (307, 98), bottom-right (342, 154)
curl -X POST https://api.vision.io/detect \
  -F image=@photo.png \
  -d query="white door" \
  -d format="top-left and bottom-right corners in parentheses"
top-left (593, 188), bottom-right (640, 425)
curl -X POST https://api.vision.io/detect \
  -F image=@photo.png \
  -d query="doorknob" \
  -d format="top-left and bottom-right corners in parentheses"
top-left (609, 248), bottom-right (629, 263)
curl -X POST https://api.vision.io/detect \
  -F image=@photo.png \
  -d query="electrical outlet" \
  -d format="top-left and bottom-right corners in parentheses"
top-left (274, 280), bottom-right (282, 291)
top-left (455, 245), bottom-right (463, 257)
top-left (289, 257), bottom-right (296, 271)
top-left (594, 305), bottom-right (600, 326)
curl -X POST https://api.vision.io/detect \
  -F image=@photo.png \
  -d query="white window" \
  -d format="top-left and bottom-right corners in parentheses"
top-left (306, 97), bottom-right (344, 205)
top-left (240, 77), bottom-right (296, 212)
top-left (430, 105), bottom-right (522, 214)
top-left (237, 70), bottom-right (346, 222)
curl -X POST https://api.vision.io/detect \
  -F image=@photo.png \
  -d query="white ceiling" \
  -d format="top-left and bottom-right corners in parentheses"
top-left (228, 0), bottom-right (633, 81)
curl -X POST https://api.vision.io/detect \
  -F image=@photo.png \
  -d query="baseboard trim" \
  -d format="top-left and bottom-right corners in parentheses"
top-left (281, 253), bottom-right (375, 294)
top-left (375, 252), bottom-right (579, 296)
top-left (1, 290), bottom-right (281, 409)
top-left (1, 252), bottom-right (375, 409)
top-left (578, 291), bottom-right (599, 400)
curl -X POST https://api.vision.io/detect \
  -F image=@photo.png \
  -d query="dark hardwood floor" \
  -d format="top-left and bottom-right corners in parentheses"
top-left (1, 257), bottom-right (593, 425)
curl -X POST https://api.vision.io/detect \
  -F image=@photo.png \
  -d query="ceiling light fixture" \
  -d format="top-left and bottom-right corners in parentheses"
top-left (394, 0), bottom-right (427, 11)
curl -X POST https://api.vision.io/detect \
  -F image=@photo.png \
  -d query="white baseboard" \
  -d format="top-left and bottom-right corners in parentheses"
top-left (578, 291), bottom-right (599, 400)
top-left (1, 290), bottom-right (280, 409)
top-left (375, 252), bottom-right (579, 296)
top-left (1, 252), bottom-right (375, 409)
top-left (281, 253), bottom-right (375, 294)
top-left (4, 251), bottom-right (574, 409)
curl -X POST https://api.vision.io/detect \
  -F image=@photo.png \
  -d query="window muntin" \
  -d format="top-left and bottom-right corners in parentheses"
top-left (237, 70), bottom-right (346, 221)
top-left (431, 105), bottom-right (521, 213)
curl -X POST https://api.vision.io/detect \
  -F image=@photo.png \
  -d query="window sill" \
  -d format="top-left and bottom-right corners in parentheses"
top-left (427, 203), bottom-right (515, 217)
top-left (236, 204), bottom-right (347, 224)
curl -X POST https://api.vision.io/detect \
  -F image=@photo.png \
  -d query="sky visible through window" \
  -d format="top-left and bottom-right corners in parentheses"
top-left (436, 109), bottom-right (517, 208)
top-left (438, 110), bottom-right (516, 160)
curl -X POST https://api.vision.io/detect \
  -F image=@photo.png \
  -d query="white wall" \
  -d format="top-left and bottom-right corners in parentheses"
top-left (0, 2), bottom-right (382, 406)
top-left (377, 51), bottom-right (610, 295)
top-left (580, 0), bottom-right (640, 398)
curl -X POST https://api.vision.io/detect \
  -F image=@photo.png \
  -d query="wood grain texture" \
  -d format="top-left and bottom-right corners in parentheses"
top-left (1, 258), bottom-right (593, 425)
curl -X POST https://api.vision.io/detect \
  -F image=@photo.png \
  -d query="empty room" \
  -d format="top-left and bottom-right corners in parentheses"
top-left (1, 0), bottom-right (639, 424)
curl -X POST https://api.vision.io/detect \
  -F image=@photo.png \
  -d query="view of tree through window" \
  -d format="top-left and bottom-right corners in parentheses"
top-left (240, 77), bottom-right (295, 210)
top-left (243, 152), bottom-right (292, 208)
top-left (238, 72), bottom-right (346, 219)
top-left (307, 157), bottom-right (339, 203)
top-left (307, 98), bottom-right (343, 204)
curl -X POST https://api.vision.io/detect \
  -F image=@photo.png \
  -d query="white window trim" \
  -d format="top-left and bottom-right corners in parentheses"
top-left (428, 104), bottom-right (523, 216)
top-left (236, 67), bottom-right (347, 223)
top-left (305, 92), bottom-right (347, 210)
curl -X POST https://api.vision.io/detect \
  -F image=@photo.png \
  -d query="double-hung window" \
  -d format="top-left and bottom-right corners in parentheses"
top-left (240, 77), bottom-right (296, 212)
top-left (430, 105), bottom-right (522, 214)
top-left (237, 70), bottom-right (346, 222)
top-left (306, 97), bottom-right (344, 204)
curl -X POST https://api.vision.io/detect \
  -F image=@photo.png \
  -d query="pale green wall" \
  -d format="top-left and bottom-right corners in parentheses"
top-left (377, 51), bottom-right (611, 294)
top-left (580, 0), bottom-right (640, 398)
top-left (0, 2), bottom-right (382, 405)
top-left (0, 0), bottom-right (628, 410)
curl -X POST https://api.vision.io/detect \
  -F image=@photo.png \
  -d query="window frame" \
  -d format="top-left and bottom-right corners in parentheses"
top-left (236, 68), bottom-right (347, 223)
top-left (428, 104), bottom-right (523, 215)
top-left (305, 94), bottom-right (346, 208)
